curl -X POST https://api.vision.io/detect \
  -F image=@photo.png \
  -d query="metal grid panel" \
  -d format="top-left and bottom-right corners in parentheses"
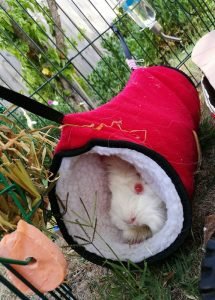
top-left (0, 0), bottom-right (214, 127)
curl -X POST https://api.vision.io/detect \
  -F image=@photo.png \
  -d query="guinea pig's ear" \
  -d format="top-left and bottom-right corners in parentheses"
top-left (101, 156), bottom-right (113, 173)
top-left (102, 155), bottom-right (117, 166)
top-left (135, 170), bottom-right (141, 178)
top-left (100, 155), bottom-right (109, 165)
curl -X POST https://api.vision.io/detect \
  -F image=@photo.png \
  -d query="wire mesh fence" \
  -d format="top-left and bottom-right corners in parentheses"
top-left (1, 261), bottom-right (76, 299)
top-left (0, 0), bottom-right (214, 128)
top-left (0, 1), bottom-right (214, 298)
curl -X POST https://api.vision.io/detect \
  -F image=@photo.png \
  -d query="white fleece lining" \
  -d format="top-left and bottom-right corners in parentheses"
top-left (56, 146), bottom-right (183, 262)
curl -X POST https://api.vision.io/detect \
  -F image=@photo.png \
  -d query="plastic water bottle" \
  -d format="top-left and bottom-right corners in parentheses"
top-left (121, 0), bottom-right (156, 29)
top-left (120, 0), bottom-right (181, 42)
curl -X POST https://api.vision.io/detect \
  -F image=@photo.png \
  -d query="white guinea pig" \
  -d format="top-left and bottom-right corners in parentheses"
top-left (104, 155), bottom-right (167, 244)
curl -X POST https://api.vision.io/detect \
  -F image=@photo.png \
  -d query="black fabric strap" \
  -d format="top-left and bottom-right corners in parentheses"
top-left (111, 25), bottom-right (132, 60)
top-left (0, 85), bottom-right (64, 124)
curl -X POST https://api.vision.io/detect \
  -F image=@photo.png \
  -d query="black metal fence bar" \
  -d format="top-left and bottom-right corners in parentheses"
top-left (0, 52), bottom-right (47, 108)
top-left (0, 273), bottom-right (29, 300)
top-left (49, 290), bottom-right (62, 300)
top-left (0, 4), bottom-right (77, 109)
top-left (104, 0), bottom-right (164, 65)
top-left (60, 283), bottom-right (77, 299)
top-left (188, 0), bottom-right (211, 31)
top-left (0, 4), bottom-right (77, 118)
top-left (0, 101), bottom-right (28, 129)
top-left (155, 12), bottom-right (199, 83)
top-left (51, 1), bottom-right (127, 87)
top-left (26, 0), bottom-right (134, 111)
top-left (0, 0), bottom-right (214, 120)
top-left (195, 0), bottom-right (215, 25)
top-left (0, 100), bottom-right (25, 128)
top-left (0, 0), bottom-right (214, 111)
top-left (15, 0), bottom-right (120, 100)
top-left (69, 0), bottom-right (130, 73)
top-left (0, 1), bottom-right (213, 127)
top-left (176, 53), bottom-right (192, 69)
top-left (2, 263), bottom-right (49, 299)
top-left (0, 16), bottom-right (81, 119)
top-left (55, 286), bottom-right (72, 299)
top-left (69, 0), bottom-right (214, 74)
top-left (0, 52), bottom-right (49, 126)
top-left (0, 75), bottom-right (28, 128)
top-left (0, 56), bottom-right (49, 125)
top-left (1, 2), bottom-right (100, 113)
top-left (0, 27), bottom-right (73, 112)
top-left (164, 1), bottom-right (196, 46)
top-left (1, 263), bottom-right (76, 300)
top-left (201, 0), bottom-right (215, 22)
top-left (176, 1), bottom-right (214, 37)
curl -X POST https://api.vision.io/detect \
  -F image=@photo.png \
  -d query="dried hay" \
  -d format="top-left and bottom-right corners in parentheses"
top-left (0, 114), bottom-right (58, 236)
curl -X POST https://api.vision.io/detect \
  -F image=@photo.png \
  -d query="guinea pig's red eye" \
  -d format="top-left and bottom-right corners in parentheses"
top-left (134, 183), bottom-right (144, 194)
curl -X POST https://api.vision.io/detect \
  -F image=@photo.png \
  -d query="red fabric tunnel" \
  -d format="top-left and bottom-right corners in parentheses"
top-left (50, 66), bottom-right (200, 267)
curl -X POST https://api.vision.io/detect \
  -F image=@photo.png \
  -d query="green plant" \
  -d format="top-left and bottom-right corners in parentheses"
top-left (0, 0), bottom-right (90, 126)
top-left (88, 0), bottom-right (214, 104)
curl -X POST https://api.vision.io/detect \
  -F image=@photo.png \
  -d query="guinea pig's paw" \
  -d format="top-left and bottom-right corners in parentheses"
top-left (122, 226), bottom-right (152, 245)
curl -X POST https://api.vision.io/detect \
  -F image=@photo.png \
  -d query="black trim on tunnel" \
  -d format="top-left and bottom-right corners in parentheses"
top-left (49, 139), bottom-right (192, 268)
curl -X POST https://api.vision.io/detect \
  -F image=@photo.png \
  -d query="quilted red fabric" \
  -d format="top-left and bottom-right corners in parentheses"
top-left (55, 66), bottom-right (200, 197)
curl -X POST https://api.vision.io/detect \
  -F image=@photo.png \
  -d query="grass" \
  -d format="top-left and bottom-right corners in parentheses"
top-left (97, 246), bottom-right (201, 300)
top-left (199, 116), bottom-right (215, 151)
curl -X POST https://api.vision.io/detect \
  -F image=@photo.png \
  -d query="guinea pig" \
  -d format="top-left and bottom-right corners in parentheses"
top-left (103, 155), bottom-right (167, 244)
